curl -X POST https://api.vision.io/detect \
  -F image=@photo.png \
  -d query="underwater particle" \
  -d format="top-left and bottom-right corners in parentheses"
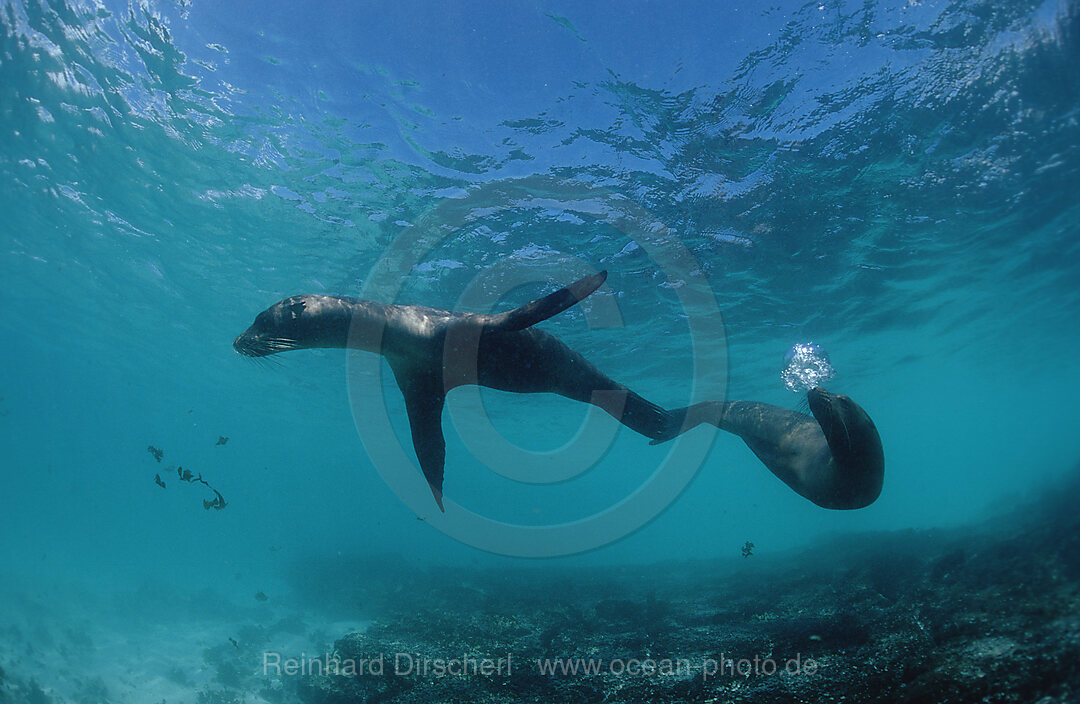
top-left (781, 342), bottom-right (836, 393)
top-left (229, 637), bottom-right (239, 649)
top-left (147, 445), bottom-right (163, 462)
top-left (742, 541), bottom-right (754, 558)
top-left (154, 474), bottom-right (166, 489)
top-left (255, 591), bottom-right (268, 602)
top-left (216, 436), bottom-right (229, 446)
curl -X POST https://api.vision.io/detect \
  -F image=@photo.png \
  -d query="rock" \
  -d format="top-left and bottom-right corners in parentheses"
top-left (291, 468), bottom-right (1080, 703)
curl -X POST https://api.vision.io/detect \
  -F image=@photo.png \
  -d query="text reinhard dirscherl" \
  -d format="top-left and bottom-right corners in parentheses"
top-left (263, 652), bottom-right (820, 682)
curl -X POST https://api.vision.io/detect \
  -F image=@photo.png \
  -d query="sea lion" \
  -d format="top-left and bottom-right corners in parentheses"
top-left (665, 389), bottom-right (884, 509)
top-left (234, 271), bottom-right (884, 511)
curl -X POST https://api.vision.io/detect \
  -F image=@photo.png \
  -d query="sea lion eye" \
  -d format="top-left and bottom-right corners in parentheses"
top-left (286, 299), bottom-right (306, 319)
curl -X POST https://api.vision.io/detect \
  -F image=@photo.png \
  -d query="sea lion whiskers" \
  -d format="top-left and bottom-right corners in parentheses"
top-left (261, 336), bottom-right (300, 352)
top-left (235, 335), bottom-right (299, 357)
top-left (242, 353), bottom-right (283, 369)
top-left (261, 354), bottom-right (286, 368)
top-left (793, 396), bottom-right (811, 415)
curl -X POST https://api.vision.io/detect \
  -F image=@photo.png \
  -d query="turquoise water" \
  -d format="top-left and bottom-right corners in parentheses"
top-left (2, 0), bottom-right (1080, 622)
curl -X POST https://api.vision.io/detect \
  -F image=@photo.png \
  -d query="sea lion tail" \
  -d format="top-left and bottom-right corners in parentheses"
top-left (479, 270), bottom-right (608, 332)
top-left (604, 393), bottom-right (728, 445)
top-left (647, 401), bottom-right (727, 445)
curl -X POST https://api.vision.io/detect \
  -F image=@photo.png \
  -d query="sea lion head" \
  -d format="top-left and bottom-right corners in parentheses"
top-left (233, 295), bottom-right (349, 357)
top-left (807, 386), bottom-right (885, 509)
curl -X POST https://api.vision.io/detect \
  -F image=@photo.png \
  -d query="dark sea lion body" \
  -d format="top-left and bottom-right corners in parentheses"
top-left (672, 389), bottom-right (884, 509)
top-left (234, 272), bottom-right (884, 511)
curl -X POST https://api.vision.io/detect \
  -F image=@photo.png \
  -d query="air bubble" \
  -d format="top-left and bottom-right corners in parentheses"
top-left (782, 342), bottom-right (835, 393)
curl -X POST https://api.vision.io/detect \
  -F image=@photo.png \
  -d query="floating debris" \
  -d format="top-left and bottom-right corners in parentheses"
top-left (203, 489), bottom-right (227, 511)
top-left (176, 466), bottom-right (228, 511)
top-left (154, 474), bottom-right (166, 489)
top-left (742, 541), bottom-right (755, 558)
top-left (255, 591), bottom-right (269, 602)
top-left (229, 637), bottom-right (239, 649)
top-left (147, 445), bottom-right (163, 462)
top-left (216, 436), bottom-right (229, 446)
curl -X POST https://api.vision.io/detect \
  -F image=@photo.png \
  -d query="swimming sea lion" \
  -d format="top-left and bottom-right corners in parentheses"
top-left (665, 389), bottom-right (884, 509)
top-left (234, 271), bottom-right (884, 511)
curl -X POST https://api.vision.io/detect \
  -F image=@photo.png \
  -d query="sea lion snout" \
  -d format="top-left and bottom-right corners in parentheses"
top-left (233, 327), bottom-right (273, 357)
top-left (232, 299), bottom-right (306, 357)
top-left (234, 295), bottom-right (350, 357)
top-left (233, 330), bottom-right (260, 356)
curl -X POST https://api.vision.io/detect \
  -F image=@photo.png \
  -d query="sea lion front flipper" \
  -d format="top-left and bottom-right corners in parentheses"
top-left (392, 366), bottom-right (447, 512)
top-left (480, 270), bottom-right (608, 332)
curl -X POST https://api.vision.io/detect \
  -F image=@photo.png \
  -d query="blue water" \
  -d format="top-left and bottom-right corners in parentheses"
top-left (2, 0), bottom-right (1080, 695)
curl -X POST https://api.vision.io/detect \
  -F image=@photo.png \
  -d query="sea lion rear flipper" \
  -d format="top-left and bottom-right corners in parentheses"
top-left (393, 368), bottom-right (447, 512)
top-left (480, 270), bottom-right (608, 332)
